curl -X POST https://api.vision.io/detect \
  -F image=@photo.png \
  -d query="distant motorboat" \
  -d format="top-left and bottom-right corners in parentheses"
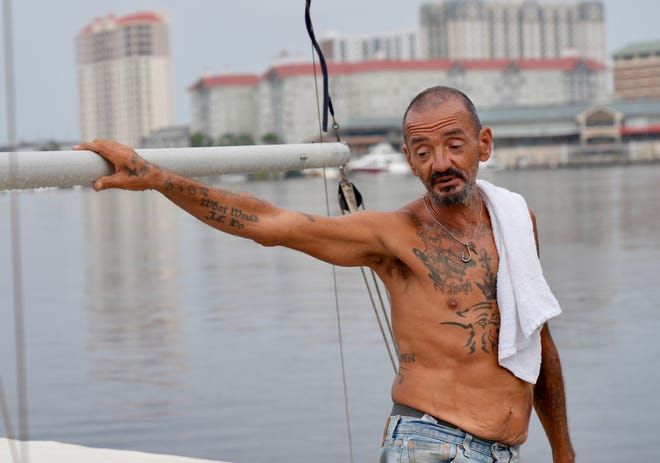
top-left (347, 142), bottom-right (411, 175)
top-left (479, 156), bottom-right (506, 172)
top-left (302, 167), bottom-right (340, 179)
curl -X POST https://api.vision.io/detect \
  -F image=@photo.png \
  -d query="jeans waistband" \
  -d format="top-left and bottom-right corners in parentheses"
top-left (384, 415), bottom-right (520, 461)
top-left (390, 403), bottom-right (461, 431)
top-left (389, 403), bottom-right (505, 450)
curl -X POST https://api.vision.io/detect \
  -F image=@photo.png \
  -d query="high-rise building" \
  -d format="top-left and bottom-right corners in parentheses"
top-left (320, 30), bottom-right (420, 63)
top-left (420, 1), bottom-right (606, 63)
top-left (76, 11), bottom-right (173, 147)
top-left (613, 40), bottom-right (660, 100)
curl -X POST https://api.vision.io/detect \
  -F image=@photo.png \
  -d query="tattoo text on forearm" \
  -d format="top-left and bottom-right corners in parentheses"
top-left (161, 175), bottom-right (259, 231)
top-left (200, 198), bottom-right (259, 230)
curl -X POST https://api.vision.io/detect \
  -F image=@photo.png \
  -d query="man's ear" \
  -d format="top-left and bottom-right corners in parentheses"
top-left (478, 127), bottom-right (493, 162)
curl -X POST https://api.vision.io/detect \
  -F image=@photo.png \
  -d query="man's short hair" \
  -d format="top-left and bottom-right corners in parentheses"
top-left (403, 86), bottom-right (482, 144)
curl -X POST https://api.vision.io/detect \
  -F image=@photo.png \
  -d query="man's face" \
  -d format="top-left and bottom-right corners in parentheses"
top-left (402, 99), bottom-right (491, 206)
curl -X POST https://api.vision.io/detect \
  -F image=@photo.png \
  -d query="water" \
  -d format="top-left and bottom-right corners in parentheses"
top-left (1, 164), bottom-right (659, 462)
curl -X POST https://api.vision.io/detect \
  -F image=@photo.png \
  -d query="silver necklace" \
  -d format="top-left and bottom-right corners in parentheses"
top-left (421, 193), bottom-right (484, 263)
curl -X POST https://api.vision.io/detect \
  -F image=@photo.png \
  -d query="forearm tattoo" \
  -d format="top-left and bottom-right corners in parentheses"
top-left (161, 174), bottom-right (262, 231)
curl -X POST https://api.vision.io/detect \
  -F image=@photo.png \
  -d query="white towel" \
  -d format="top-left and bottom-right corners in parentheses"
top-left (476, 179), bottom-right (562, 384)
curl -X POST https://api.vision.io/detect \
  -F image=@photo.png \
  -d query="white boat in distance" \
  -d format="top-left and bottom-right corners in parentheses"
top-left (479, 155), bottom-right (506, 172)
top-left (347, 142), bottom-right (411, 175)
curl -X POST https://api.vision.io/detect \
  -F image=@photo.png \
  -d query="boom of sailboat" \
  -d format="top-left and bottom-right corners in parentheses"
top-left (0, 142), bottom-right (351, 191)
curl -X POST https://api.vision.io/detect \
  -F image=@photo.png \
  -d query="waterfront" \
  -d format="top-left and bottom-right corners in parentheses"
top-left (1, 164), bottom-right (659, 462)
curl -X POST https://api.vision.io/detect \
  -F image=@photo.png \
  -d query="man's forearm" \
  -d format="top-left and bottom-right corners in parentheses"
top-left (82, 138), bottom-right (280, 244)
top-left (79, 138), bottom-right (385, 270)
top-left (152, 166), bottom-right (279, 245)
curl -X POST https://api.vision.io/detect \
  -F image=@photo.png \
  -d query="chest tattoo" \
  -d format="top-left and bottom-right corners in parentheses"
top-left (412, 227), bottom-right (475, 293)
top-left (413, 224), bottom-right (500, 355)
top-left (441, 301), bottom-right (500, 354)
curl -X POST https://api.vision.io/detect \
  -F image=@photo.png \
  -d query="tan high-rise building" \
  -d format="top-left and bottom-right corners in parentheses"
top-left (420, 1), bottom-right (606, 63)
top-left (76, 11), bottom-right (173, 147)
top-left (613, 40), bottom-right (660, 100)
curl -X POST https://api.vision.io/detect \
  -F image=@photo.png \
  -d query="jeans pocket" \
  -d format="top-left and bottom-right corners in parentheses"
top-left (409, 440), bottom-right (458, 463)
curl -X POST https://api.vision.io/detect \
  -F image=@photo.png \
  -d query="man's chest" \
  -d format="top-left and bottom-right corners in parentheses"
top-left (405, 230), bottom-right (499, 301)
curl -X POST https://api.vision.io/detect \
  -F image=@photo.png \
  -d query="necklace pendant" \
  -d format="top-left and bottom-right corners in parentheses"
top-left (421, 195), bottom-right (483, 265)
top-left (461, 243), bottom-right (474, 263)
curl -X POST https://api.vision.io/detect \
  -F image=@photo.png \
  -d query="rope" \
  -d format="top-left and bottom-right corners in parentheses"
top-left (304, 0), bottom-right (335, 133)
top-left (368, 271), bottom-right (397, 358)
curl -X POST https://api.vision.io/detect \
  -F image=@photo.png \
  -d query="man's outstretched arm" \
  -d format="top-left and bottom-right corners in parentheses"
top-left (534, 324), bottom-right (575, 463)
top-left (75, 138), bottom-right (393, 268)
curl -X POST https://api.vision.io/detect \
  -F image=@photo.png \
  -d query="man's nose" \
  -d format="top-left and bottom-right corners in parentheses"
top-left (431, 148), bottom-right (452, 171)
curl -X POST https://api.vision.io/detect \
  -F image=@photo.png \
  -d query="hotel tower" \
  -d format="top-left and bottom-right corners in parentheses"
top-left (76, 11), bottom-right (173, 147)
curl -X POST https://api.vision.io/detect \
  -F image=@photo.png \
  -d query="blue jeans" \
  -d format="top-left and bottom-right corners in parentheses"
top-left (380, 415), bottom-right (521, 463)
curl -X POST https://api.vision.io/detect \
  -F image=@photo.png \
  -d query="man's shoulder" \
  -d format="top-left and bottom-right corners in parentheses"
top-left (350, 207), bottom-right (419, 228)
top-left (396, 200), bottom-right (425, 225)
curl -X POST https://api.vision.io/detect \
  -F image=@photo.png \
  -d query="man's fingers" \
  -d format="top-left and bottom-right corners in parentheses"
top-left (73, 140), bottom-right (102, 151)
top-left (93, 176), bottom-right (114, 191)
top-left (75, 139), bottom-right (125, 159)
top-left (73, 143), bottom-right (91, 152)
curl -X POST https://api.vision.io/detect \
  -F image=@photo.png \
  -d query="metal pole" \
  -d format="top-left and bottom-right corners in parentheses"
top-left (3, 0), bottom-right (30, 461)
top-left (0, 142), bottom-right (350, 191)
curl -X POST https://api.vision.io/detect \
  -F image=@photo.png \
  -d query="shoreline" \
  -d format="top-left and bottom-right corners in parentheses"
top-left (491, 140), bottom-right (660, 170)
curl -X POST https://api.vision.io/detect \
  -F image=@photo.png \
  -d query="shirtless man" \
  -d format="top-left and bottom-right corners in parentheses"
top-left (76, 86), bottom-right (574, 463)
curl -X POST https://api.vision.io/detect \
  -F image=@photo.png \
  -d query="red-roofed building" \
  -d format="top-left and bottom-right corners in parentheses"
top-left (76, 11), bottom-right (172, 147)
top-left (189, 74), bottom-right (260, 140)
top-left (117, 11), bottom-right (164, 27)
top-left (189, 56), bottom-right (607, 144)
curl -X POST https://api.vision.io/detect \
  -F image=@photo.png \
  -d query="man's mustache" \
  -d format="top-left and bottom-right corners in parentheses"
top-left (429, 169), bottom-right (466, 185)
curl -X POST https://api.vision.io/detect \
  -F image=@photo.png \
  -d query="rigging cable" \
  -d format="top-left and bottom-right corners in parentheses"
top-left (305, 2), bottom-right (354, 462)
top-left (2, 0), bottom-right (29, 461)
top-left (337, 190), bottom-right (398, 372)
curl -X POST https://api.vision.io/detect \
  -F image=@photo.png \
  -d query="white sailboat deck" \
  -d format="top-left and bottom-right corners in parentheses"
top-left (0, 438), bottom-right (230, 463)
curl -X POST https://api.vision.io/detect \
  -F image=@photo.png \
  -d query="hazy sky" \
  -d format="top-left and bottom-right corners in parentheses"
top-left (1, 0), bottom-right (658, 145)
